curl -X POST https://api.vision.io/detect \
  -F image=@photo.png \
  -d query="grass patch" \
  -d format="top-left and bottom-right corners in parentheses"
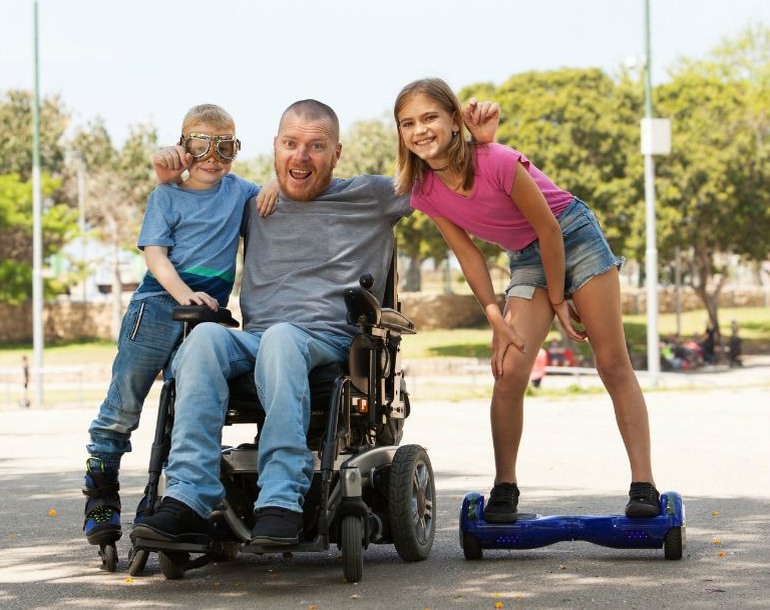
top-left (405, 306), bottom-right (770, 361)
top-left (0, 340), bottom-right (116, 368)
top-left (2, 306), bottom-right (767, 368)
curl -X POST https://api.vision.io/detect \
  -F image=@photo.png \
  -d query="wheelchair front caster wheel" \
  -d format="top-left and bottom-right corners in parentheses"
top-left (341, 515), bottom-right (364, 583)
top-left (158, 551), bottom-right (188, 580)
top-left (99, 543), bottom-right (118, 572)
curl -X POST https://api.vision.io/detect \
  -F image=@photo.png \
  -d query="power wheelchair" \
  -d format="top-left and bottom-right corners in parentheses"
top-left (128, 252), bottom-right (435, 583)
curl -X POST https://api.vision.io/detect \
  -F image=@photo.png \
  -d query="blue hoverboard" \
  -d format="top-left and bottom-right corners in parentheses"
top-left (459, 491), bottom-right (685, 560)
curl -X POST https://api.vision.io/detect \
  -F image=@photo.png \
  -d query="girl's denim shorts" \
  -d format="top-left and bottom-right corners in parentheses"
top-left (504, 197), bottom-right (624, 300)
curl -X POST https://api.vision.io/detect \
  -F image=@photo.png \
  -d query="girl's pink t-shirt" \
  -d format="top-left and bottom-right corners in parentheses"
top-left (410, 143), bottom-right (574, 251)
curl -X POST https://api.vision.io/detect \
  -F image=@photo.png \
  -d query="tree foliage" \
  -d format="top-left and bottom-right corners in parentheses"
top-left (0, 173), bottom-right (77, 304)
top-left (655, 25), bottom-right (770, 332)
top-left (0, 90), bottom-right (68, 181)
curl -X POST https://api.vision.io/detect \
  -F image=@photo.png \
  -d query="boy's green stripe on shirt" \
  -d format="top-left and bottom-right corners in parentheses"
top-left (147, 266), bottom-right (235, 283)
top-left (184, 265), bottom-right (235, 282)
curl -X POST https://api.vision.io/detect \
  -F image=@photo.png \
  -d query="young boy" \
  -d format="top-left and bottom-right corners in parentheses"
top-left (82, 104), bottom-right (266, 551)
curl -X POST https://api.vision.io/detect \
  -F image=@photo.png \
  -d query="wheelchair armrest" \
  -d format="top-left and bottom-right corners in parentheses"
top-left (380, 308), bottom-right (416, 334)
top-left (344, 287), bottom-right (382, 327)
top-left (344, 288), bottom-right (416, 334)
top-left (172, 305), bottom-right (240, 328)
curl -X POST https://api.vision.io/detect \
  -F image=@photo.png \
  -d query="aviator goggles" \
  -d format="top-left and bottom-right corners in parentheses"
top-left (179, 133), bottom-right (241, 163)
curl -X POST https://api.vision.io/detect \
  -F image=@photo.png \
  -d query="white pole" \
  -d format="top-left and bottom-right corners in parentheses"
top-left (76, 152), bottom-right (87, 302)
top-left (31, 0), bottom-right (44, 407)
top-left (643, 0), bottom-right (660, 386)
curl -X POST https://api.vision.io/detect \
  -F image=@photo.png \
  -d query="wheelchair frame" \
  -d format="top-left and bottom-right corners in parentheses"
top-left (129, 249), bottom-right (435, 583)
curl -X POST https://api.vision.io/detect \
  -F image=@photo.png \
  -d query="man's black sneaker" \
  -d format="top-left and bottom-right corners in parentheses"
top-left (484, 483), bottom-right (520, 523)
top-left (625, 482), bottom-right (660, 518)
top-left (249, 507), bottom-right (303, 545)
top-left (131, 497), bottom-right (210, 544)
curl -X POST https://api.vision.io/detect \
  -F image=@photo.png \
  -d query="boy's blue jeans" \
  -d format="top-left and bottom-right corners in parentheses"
top-left (161, 322), bottom-right (350, 519)
top-left (87, 295), bottom-right (183, 465)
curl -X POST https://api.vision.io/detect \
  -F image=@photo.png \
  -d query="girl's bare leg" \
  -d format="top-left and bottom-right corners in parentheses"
top-left (571, 268), bottom-right (655, 484)
top-left (491, 288), bottom-right (556, 485)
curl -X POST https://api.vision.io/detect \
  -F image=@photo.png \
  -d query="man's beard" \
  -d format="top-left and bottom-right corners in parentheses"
top-left (274, 163), bottom-right (333, 202)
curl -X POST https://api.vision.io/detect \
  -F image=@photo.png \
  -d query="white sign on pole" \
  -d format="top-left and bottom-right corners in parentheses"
top-left (640, 118), bottom-right (672, 156)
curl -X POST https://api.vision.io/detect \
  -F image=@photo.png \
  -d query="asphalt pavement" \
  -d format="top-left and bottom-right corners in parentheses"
top-left (0, 358), bottom-right (768, 609)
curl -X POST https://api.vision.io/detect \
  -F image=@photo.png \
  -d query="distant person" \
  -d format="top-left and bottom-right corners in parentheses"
top-left (547, 338), bottom-right (567, 366)
top-left (21, 355), bottom-right (30, 408)
top-left (529, 347), bottom-right (548, 388)
top-left (728, 319), bottom-right (743, 367)
top-left (81, 104), bottom-right (276, 554)
top-left (393, 77), bottom-right (659, 520)
top-left (700, 320), bottom-right (719, 365)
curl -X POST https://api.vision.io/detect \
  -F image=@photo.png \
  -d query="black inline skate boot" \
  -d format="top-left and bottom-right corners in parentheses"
top-left (82, 457), bottom-right (122, 571)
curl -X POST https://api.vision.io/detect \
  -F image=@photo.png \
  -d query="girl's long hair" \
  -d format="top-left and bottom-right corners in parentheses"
top-left (393, 78), bottom-right (475, 196)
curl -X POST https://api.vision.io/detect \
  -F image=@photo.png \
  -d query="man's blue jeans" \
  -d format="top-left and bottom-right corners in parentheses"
top-left (163, 322), bottom-right (351, 518)
top-left (87, 295), bottom-right (182, 465)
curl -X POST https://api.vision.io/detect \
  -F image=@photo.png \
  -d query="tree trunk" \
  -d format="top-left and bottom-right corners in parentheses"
top-left (111, 241), bottom-right (123, 342)
top-left (403, 256), bottom-right (422, 292)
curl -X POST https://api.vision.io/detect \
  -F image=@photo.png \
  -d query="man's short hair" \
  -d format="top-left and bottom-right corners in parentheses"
top-left (280, 99), bottom-right (340, 142)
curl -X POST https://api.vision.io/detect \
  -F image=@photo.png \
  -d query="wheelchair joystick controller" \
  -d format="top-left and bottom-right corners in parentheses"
top-left (359, 274), bottom-right (374, 291)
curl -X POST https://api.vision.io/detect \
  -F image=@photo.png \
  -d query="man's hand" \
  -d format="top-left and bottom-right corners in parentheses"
top-left (153, 145), bottom-right (192, 184)
top-left (462, 98), bottom-right (500, 144)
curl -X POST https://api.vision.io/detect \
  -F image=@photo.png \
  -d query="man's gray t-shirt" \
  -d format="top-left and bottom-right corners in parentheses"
top-left (240, 175), bottom-right (411, 338)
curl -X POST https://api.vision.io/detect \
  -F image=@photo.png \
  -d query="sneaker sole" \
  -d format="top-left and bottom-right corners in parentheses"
top-left (249, 531), bottom-right (302, 546)
top-left (86, 527), bottom-right (122, 546)
top-left (625, 504), bottom-right (660, 518)
top-left (131, 524), bottom-right (211, 545)
top-left (483, 513), bottom-right (519, 523)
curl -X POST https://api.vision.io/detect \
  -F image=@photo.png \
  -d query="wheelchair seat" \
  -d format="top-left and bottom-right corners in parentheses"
top-left (225, 363), bottom-right (343, 427)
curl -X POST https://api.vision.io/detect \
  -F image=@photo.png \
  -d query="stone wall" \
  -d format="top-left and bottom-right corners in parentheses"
top-left (1, 286), bottom-right (768, 341)
top-left (0, 302), bottom-right (114, 343)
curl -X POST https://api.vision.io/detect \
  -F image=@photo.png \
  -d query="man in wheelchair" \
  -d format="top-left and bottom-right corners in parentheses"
top-left (131, 98), bottom-right (498, 581)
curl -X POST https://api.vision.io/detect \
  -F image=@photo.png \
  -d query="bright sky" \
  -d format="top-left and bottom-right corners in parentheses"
top-left (3, 0), bottom-right (770, 159)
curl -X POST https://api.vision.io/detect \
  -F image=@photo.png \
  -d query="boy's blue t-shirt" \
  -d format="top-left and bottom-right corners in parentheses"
top-left (134, 173), bottom-right (259, 306)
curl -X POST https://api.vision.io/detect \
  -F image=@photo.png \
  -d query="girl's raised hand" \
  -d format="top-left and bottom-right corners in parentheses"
top-left (462, 98), bottom-right (500, 144)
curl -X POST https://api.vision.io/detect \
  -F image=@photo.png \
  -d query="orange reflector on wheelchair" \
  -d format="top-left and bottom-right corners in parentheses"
top-left (355, 398), bottom-right (369, 413)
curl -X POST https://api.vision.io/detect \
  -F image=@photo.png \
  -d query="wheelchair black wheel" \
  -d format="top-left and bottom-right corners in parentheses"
top-left (462, 532), bottom-right (483, 560)
top-left (341, 515), bottom-right (364, 583)
top-left (388, 445), bottom-right (435, 561)
top-left (158, 551), bottom-right (188, 580)
top-left (127, 546), bottom-right (149, 576)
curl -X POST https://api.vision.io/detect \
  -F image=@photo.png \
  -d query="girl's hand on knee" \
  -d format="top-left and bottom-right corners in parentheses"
top-left (491, 326), bottom-right (525, 379)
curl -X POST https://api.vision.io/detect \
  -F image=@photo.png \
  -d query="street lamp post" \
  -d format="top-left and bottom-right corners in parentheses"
top-left (31, 0), bottom-right (44, 407)
top-left (74, 151), bottom-right (87, 302)
top-left (640, 0), bottom-right (670, 387)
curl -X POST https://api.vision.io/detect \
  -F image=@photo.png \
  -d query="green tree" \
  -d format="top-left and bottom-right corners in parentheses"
top-left (0, 173), bottom-right (78, 304)
top-left (0, 90), bottom-right (69, 180)
top-left (65, 119), bottom-right (158, 336)
top-left (655, 25), bottom-right (770, 334)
